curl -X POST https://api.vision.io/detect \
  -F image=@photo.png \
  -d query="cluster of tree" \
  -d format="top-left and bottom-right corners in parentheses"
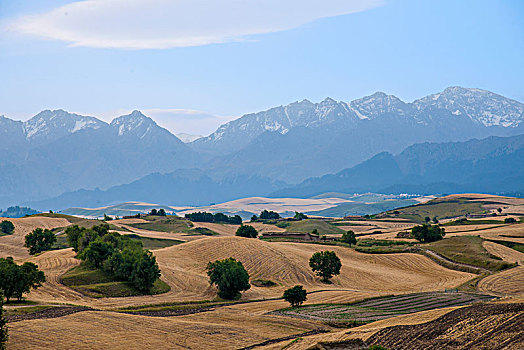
top-left (259, 210), bottom-right (280, 220)
top-left (206, 258), bottom-right (250, 299)
top-left (235, 225), bottom-right (258, 238)
top-left (309, 251), bottom-right (342, 283)
top-left (66, 224), bottom-right (160, 292)
top-left (0, 221), bottom-right (14, 235)
top-left (185, 211), bottom-right (242, 224)
top-left (24, 228), bottom-right (56, 255)
top-left (504, 217), bottom-right (517, 224)
top-left (340, 230), bottom-right (357, 246)
top-left (0, 257), bottom-right (45, 303)
top-left (411, 224), bottom-right (445, 243)
top-left (0, 206), bottom-right (39, 218)
top-left (283, 285), bottom-right (307, 307)
top-left (149, 208), bottom-right (167, 216)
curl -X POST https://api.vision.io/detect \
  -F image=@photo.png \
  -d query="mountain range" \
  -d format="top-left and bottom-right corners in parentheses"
top-left (1, 86), bottom-right (523, 210)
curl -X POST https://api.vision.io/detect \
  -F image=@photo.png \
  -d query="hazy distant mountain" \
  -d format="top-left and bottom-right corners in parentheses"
top-left (272, 134), bottom-right (524, 197)
top-left (195, 87), bottom-right (524, 182)
top-left (27, 169), bottom-right (286, 211)
top-left (176, 133), bottom-right (203, 143)
top-left (0, 110), bottom-right (200, 207)
top-left (1, 86), bottom-right (523, 208)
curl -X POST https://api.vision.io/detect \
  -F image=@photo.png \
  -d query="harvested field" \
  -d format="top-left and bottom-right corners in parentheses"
top-left (0, 217), bottom-right (71, 260)
top-left (276, 292), bottom-right (493, 324)
top-left (483, 241), bottom-right (524, 264)
top-left (478, 266), bottom-right (524, 297)
top-left (7, 308), bottom-right (323, 350)
top-left (366, 302), bottom-right (524, 350)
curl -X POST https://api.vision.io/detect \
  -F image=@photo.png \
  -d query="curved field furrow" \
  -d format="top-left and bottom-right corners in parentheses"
top-left (478, 266), bottom-right (524, 297)
top-left (0, 217), bottom-right (70, 260)
top-left (483, 241), bottom-right (524, 264)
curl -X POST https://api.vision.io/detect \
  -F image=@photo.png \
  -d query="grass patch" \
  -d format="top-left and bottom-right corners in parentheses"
top-left (128, 217), bottom-right (218, 236)
top-left (61, 264), bottom-right (170, 298)
top-left (354, 239), bottom-right (414, 254)
top-left (442, 218), bottom-right (503, 226)
top-left (284, 219), bottom-right (344, 235)
top-left (5, 305), bottom-right (55, 317)
top-left (382, 198), bottom-right (488, 223)
top-left (251, 279), bottom-right (277, 287)
top-left (425, 236), bottom-right (515, 272)
top-left (124, 234), bottom-right (183, 249)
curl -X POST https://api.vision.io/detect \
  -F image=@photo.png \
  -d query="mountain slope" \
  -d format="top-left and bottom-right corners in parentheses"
top-left (195, 87), bottom-right (524, 182)
top-left (272, 134), bottom-right (524, 197)
top-left (0, 110), bottom-right (200, 207)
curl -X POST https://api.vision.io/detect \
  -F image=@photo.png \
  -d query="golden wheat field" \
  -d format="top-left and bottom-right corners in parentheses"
top-left (2, 211), bottom-right (523, 349)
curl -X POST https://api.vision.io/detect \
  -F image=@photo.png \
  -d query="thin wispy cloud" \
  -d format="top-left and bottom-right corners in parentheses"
top-left (7, 0), bottom-right (383, 49)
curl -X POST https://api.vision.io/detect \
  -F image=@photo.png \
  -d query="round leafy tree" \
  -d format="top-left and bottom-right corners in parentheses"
top-left (235, 225), bottom-right (258, 238)
top-left (0, 221), bottom-right (14, 235)
top-left (24, 228), bottom-right (56, 255)
top-left (309, 251), bottom-right (342, 283)
top-left (206, 258), bottom-right (250, 299)
top-left (283, 285), bottom-right (307, 307)
top-left (341, 230), bottom-right (357, 246)
top-left (411, 224), bottom-right (445, 243)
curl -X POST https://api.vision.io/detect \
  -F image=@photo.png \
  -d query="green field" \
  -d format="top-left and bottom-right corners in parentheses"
top-left (276, 292), bottom-right (494, 325)
top-left (382, 198), bottom-right (488, 223)
top-left (127, 217), bottom-right (218, 235)
top-left (61, 265), bottom-right (170, 298)
top-left (425, 236), bottom-right (514, 272)
top-left (354, 239), bottom-right (414, 254)
top-left (53, 233), bottom-right (182, 250)
top-left (284, 219), bottom-right (344, 235)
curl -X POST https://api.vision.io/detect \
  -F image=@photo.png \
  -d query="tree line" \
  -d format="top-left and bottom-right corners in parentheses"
top-left (185, 212), bottom-right (242, 224)
top-left (66, 224), bottom-right (160, 292)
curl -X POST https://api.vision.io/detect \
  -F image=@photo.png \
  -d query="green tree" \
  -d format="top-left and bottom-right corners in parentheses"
top-left (158, 208), bottom-right (166, 216)
top-left (0, 292), bottom-right (8, 350)
top-left (130, 251), bottom-right (161, 292)
top-left (79, 239), bottom-right (114, 268)
top-left (432, 216), bottom-right (439, 224)
top-left (0, 257), bottom-right (45, 303)
top-left (312, 229), bottom-right (319, 236)
top-left (283, 285), bottom-right (307, 307)
top-left (504, 217), bottom-right (517, 224)
top-left (206, 258), bottom-right (250, 299)
top-left (103, 214), bottom-right (113, 221)
top-left (497, 208), bottom-right (502, 214)
top-left (65, 225), bottom-right (86, 252)
top-left (150, 209), bottom-right (158, 216)
top-left (235, 225), bottom-right (258, 238)
top-left (341, 230), bottom-right (357, 246)
top-left (14, 263), bottom-right (45, 302)
top-left (0, 221), bottom-right (14, 235)
top-left (259, 210), bottom-right (280, 220)
top-left (411, 224), bottom-right (445, 243)
top-left (294, 212), bottom-right (308, 220)
top-left (250, 215), bottom-right (258, 222)
top-left (24, 228), bottom-right (56, 255)
top-left (424, 216), bottom-right (431, 224)
top-left (309, 251), bottom-right (342, 283)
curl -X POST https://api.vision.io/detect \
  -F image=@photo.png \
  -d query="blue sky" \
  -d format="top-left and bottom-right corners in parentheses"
top-left (1, 0), bottom-right (523, 136)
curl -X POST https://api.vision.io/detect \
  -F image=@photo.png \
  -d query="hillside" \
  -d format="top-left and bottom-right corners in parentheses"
top-left (273, 134), bottom-right (524, 198)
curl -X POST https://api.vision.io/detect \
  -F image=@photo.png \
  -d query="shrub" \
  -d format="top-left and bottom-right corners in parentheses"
top-left (0, 221), bottom-right (14, 235)
top-left (24, 228), bottom-right (56, 255)
top-left (341, 230), bottom-right (357, 246)
top-left (504, 217), bottom-right (517, 224)
top-left (294, 212), bottom-right (308, 220)
top-left (206, 258), bottom-right (250, 299)
top-left (283, 285), bottom-right (307, 307)
top-left (309, 251), bottom-right (342, 283)
top-left (236, 225), bottom-right (258, 238)
top-left (411, 224), bottom-right (445, 243)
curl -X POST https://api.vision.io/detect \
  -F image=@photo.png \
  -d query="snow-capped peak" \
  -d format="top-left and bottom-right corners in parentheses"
top-left (110, 110), bottom-right (160, 139)
top-left (22, 109), bottom-right (105, 142)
